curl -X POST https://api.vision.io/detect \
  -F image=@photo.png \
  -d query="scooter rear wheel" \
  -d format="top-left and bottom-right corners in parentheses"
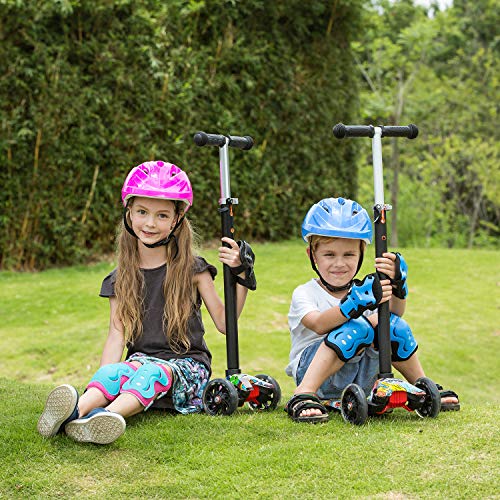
top-left (248, 374), bottom-right (282, 411)
top-left (414, 377), bottom-right (441, 418)
top-left (203, 378), bottom-right (239, 416)
top-left (341, 383), bottom-right (368, 425)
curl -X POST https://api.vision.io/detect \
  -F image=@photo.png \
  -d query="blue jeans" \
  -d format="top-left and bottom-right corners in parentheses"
top-left (295, 339), bottom-right (379, 400)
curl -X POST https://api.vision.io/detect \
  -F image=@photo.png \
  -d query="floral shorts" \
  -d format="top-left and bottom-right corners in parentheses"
top-left (127, 353), bottom-right (210, 414)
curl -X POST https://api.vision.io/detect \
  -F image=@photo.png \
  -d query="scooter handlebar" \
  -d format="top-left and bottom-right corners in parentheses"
top-left (193, 131), bottom-right (254, 150)
top-left (333, 123), bottom-right (418, 139)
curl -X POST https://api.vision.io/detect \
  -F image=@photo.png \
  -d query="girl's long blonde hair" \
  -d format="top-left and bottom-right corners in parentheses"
top-left (114, 200), bottom-right (197, 353)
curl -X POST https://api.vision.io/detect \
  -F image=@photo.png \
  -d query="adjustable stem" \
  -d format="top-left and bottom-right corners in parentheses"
top-left (333, 122), bottom-right (418, 380)
top-left (194, 130), bottom-right (254, 377)
top-left (219, 139), bottom-right (240, 376)
top-left (372, 127), bottom-right (393, 379)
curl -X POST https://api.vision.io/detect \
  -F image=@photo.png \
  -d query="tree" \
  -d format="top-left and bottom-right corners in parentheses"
top-left (353, 0), bottom-right (499, 248)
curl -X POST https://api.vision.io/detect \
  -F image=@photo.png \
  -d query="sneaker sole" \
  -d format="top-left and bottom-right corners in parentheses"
top-left (65, 413), bottom-right (126, 444)
top-left (37, 384), bottom-right (78, 438)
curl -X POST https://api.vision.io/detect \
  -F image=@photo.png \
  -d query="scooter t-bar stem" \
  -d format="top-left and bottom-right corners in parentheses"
top-left (193, 131), bottom-right (254, 376)
top-left (194, 131), bottom-right (254, 150)
top-left (333, 123), bottom-right (422, 378)
top-left (333, 123), bottom-right (418, 140)
top-left (371, 127), bottom-right (393, 378)
top-left (218, 138), bottom-right (239, 375)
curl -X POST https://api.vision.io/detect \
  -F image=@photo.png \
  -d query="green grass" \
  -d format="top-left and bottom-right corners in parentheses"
top-left (1, 241), bottom-right (499, 498)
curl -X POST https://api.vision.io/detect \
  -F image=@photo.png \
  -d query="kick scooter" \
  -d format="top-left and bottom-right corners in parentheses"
top-left (194, 131), bottom-right (282, 415)
top-left (332, 123), bottom-right (441, 425)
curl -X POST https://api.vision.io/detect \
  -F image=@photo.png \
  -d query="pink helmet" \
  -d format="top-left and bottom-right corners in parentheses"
top-left (121, 161), bottom-right (193, 212)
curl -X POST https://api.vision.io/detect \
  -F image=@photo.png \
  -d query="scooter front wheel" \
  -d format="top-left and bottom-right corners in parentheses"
top-left (414, 377), bottom-right (441, 418)
top-left (203, 378), bottom-right (239, 416)
top-left (248, 374), bottom-right (282, 411)
top-left (341, 383), bottom-right (368, 425)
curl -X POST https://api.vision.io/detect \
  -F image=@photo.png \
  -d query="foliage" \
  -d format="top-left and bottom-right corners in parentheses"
top-left (0, 0), bottom-right (363, 270)
top-left (352, 0), bottom-right (499, 248)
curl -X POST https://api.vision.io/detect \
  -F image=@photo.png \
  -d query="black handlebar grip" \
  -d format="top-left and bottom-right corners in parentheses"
top-left (193, 131), bottom-right (254, 150)
top-left (193, 131), bottom-right (226, 147)
top-left (381, 124), bottom-right (418, 139)
top-left (333, 123), bottom-right (375, 138)
top-left (228, 135), bottom-right (254, 150)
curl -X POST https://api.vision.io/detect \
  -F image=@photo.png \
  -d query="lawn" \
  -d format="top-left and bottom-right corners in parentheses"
top-left (0, 241), bottom-right (498, 498)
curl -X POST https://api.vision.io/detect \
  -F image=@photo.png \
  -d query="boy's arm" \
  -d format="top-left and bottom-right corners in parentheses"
top-left (298, 275), bottom-right (390, 335)
top-left (389, 295), bottom-right (406, 316)
top-left (303, 281), bottom-right (392, 334)
top-left (301, 307), bottom-right (348, 335)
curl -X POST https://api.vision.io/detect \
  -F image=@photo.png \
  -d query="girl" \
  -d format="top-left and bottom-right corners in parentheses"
top-left (37, 161), bottom-right (256, 444)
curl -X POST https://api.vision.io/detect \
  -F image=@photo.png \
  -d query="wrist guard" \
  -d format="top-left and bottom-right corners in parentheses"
top-left (230, 240), bottom-right (256, 290)
top-left (391, 252), bottom-right (408, 299)
top-left (339, 273), bottom-right (383, 319)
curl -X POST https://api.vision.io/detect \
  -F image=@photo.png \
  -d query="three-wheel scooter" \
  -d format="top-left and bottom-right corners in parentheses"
top-left (332, 123), bottom-right (441, 425)
top-left (193, 131), bottom-right (282, 415)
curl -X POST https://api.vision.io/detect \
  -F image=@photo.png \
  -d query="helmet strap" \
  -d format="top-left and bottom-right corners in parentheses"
top-left (308, 241), bottom-right (364, 293)
top-left (122, 207), bottom-right (184, 259)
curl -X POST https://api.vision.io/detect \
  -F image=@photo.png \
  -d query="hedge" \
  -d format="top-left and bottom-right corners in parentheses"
top-left (0, 0), bottom-right (363, 270)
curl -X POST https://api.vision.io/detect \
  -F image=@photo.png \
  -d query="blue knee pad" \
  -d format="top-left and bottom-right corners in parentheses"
top-left (121, 363), bottom-right (172, 407)
top-left (324, 317), bottom-right (375, 362)
top-left (87, 362), bottom-right (137, 401)
top-left (389, 313), bottom-right (418, 361)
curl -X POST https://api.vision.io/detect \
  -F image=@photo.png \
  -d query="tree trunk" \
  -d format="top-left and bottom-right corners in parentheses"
top-left (468, 185), bottom-right (483, 248)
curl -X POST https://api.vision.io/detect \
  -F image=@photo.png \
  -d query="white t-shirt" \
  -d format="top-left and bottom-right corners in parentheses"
top-left (286, 278), bottom-right (374, 379)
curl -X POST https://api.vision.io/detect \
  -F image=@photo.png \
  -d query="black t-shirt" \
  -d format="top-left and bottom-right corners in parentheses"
top-left (99, 256), bottom-right (217, 371)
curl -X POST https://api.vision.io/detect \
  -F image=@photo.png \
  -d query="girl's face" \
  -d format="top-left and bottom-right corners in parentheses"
top-left (309, 238), bottom-right (361, 288)
top-left (129, 197), bottom-right (177, 245)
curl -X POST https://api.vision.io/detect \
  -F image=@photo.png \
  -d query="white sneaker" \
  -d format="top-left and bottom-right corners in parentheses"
top-left (65, 408), bottom-right (126, 444)
top-left (37, 384), bottom-right (79, 438)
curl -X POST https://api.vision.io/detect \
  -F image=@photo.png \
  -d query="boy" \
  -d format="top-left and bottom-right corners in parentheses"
top-left (285, 197), bottom-right (459, 422)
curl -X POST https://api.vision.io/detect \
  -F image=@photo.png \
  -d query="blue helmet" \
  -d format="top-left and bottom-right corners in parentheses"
top-left (301, 197), bottom-right (372, 244)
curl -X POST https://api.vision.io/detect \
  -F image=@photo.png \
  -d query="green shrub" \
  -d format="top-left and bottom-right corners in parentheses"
top-left (0, 0), bottom-right (363, 269)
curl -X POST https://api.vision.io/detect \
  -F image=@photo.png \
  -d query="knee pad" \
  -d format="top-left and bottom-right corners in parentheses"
top-left (324, 317), bottom-right (375, 362)
top-left (389, 313), bottom-right (418, 361)
top-left (87, 362), bottom-right (137, 401)
top-left (121, 363), bottom-right (172, 408)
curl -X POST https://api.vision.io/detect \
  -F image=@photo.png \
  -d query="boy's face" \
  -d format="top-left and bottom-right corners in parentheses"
top-left (309, 238), bottom-right (361, 287)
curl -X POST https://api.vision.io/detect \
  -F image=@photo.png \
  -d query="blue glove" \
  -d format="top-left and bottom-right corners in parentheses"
top-left (391, 252), bottom-right (408, 299)
top-left (339, 273), bottom-right (383, 319)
